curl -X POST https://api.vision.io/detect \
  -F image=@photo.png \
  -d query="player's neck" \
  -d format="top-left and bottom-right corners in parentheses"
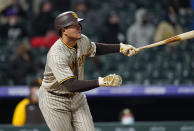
top-left (61, 36), bottom-right (77, 48)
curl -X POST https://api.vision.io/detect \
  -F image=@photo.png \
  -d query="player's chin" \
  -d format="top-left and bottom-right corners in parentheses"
top-left (76, 33), bottom-right (82, 39)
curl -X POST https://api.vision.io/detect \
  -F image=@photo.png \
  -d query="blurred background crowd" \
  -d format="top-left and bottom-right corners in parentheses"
top-left (0, 0), bottom-right (194, 86)
top-left (0, 0), bottom-right (194, 126)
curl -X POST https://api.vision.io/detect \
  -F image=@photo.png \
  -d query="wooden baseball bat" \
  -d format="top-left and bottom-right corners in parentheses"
top-left (137, 30), bottom-right (194, 51)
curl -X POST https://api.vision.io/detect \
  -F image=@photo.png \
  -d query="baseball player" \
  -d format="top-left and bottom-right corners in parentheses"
top-left (39, 11), bottom-right (138, 131)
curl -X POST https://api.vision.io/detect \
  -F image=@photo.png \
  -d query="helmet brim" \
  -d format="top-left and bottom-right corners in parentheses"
top-left (78, 18), bottom-right (84, 22)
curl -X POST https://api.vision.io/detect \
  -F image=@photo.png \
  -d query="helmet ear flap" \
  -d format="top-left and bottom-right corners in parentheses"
top-left (59, 28), bottom-right (68, 37)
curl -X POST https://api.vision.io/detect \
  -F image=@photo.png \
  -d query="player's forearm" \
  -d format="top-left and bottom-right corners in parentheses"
top-left (62, 78), bottom-right (99, 92)
top-left (95, 43), bottom-right (120, 55)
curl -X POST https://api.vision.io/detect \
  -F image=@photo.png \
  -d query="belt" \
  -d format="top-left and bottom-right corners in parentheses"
top-left (48, 91), bottom-right (75, 98)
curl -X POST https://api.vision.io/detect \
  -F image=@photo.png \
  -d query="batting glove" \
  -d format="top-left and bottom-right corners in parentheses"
top-left (98, 74), bottom-right (122, 87)
top-left (120, 43), bottom-right (138, 57)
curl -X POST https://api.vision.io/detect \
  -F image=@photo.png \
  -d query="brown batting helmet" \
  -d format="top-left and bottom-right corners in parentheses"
top-left (54, 11), bottom-right (84, 35)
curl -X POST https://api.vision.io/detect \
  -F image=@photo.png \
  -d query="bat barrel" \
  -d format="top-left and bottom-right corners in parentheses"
top-left (137, 30), bottom-right (194, 51)
top-left (179, 30), bottom-right (194, 40)
top-left (137, 40), bottom-right (165, 51)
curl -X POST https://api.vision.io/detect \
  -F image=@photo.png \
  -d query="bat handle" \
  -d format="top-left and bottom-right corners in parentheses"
top-left (136, 47), bottom-right (144, 52)
top-left (137, 46), bottom-right (150, 52)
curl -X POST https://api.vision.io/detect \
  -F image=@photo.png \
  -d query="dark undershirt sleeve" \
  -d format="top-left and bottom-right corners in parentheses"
top-left (62, 78), bottom-right (99, 92)
top-left (95, 43), bottom-right (120, 55)
top-left (61, 43), bottom-right (120, 92)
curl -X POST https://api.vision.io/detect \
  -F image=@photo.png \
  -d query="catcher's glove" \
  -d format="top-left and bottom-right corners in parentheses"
top-left (98, 74), bottom-right (122, 87)
top-left (120, 43), bottom-right (138, 57)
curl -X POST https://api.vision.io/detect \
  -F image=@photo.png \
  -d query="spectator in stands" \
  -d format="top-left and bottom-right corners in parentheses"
top-left (100, 11), bottom-right (121, 44)
top-left (126, 8), bottom-right (155, 47)
top-left (9, 0), bottom-right (28, 18)
top-left (169, 0), bottom-right (192, 15)
top-left (31, 0), bottom-right (70, 15)
top-left (51, 0), bottom-right (70, 13)
top-left (119, 108), bottom-right (135, 125)
top-left (74, 1), bottom-right (102, 40)
top-left (30, 32), bottom-right (59, 49)
top-left (0, 7), bottom-right (28, 45)
top-left (31, 0), bottom-right (54, 37)
top-left (0, 0), bottom-right (12, 12)
top-left (30, 1), bottom-right (58, 48)
top-left (12, 78), bottom-right (45, 126)
top-left (154, 6), bottom-right (183, 49)
top-left (8, 43), bottom-right (38, 85)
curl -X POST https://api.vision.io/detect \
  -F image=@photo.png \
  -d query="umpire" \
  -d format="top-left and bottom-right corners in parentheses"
top-left (39, 11), bottom-right (138, 131)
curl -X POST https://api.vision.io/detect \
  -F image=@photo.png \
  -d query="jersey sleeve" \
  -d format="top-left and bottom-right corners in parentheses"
top-left (81, 34), bottom-right (96, 57)
top-left (88, 42), bottom-right (96, 57)
top-left (48, 53), bottom-right (76, 84)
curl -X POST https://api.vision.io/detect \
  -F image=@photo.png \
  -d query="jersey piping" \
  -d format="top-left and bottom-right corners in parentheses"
top-left (60, 38), bottom-right (76, 51)
top-left (58, 76), bottom-right (77, 86)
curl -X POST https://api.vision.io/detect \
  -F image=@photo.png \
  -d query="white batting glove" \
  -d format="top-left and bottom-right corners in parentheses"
top-left (98, 74), bottom-right (122, 87)
top-left (120, 43), bottom-right (138, 57)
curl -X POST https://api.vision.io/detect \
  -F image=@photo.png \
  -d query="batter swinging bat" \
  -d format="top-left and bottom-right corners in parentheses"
top-left (137, 30), bottom-right (194, 51)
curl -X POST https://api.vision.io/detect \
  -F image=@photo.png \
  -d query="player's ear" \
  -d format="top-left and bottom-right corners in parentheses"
top-left (61, 28), bottom-right (68, 36)
top-left (61, 28), bottom-right (65, 32)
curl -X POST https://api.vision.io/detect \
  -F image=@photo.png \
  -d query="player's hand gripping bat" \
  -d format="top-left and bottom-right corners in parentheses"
top-left (137, 30), bottom-right (194, 51)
